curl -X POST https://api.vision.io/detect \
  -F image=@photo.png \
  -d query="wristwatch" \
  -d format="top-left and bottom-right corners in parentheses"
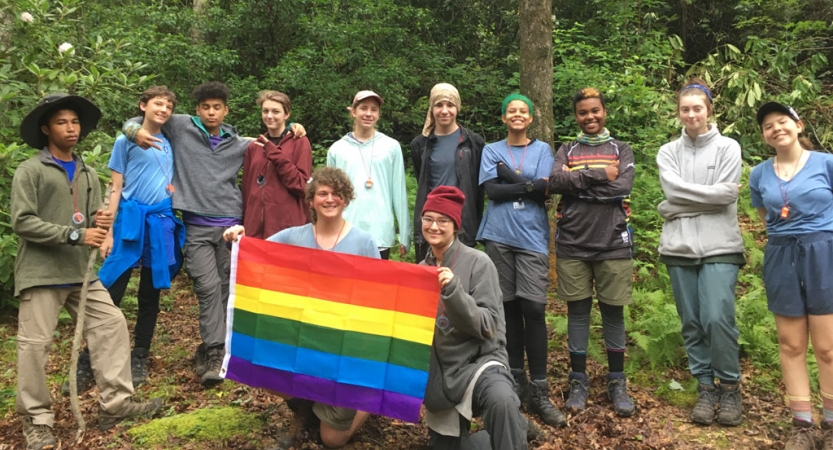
top-left (525, 181), bottom-right (535, 193)
top-left (68, 229), bottom-right (81, 246)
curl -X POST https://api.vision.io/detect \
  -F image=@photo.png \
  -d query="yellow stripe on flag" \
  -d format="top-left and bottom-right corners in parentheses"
top-left (234, 284), bottom-right (436, 346)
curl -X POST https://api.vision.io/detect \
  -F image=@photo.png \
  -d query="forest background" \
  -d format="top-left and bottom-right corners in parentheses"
top-left (0, 0), bottom-right (833, 448)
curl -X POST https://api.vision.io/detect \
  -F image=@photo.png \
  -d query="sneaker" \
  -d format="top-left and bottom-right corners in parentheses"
top-left (200, 345), bottom-right (225, 388)
top-left (527, 379), bottom-right (567, 427)
top-left (61, 348), bottom-right (95, 397)
top-left (606, 374), bottom-right (635, 417)
top-left (715, 383), bottom-right (742, 426)
top-left (22, 416), bottom-right (56, 450)
top-left (131, 348), bottom-right (150, 388)
top-left (785, 418), bottom-right (817, 450)
top-left (691, 384), bottom-right (718, 426)
top-left (564, 372), bottom-right (590, 413)
top-left (822, 421), bottom-right (833, 450)
top-left (98, 397), bottom-right (163, 431)
top-left (510, 368), bottom-right (530, 404)
top-left (194, 343), bottom-right (208, 378)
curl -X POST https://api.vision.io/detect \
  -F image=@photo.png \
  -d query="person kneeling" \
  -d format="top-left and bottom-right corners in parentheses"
top-left (420, 186), bottom-right (530, 449)
top-left (224, 167), bottom-right (377, 448)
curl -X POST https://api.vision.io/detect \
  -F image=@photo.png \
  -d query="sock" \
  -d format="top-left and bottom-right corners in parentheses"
top-left (788, 395), bottom-right (813, 423)
top-left (822, 390), bottom-right (833, 423)
top-left (606, 348), bottom-right (625, 373)
top-left (570, 352), bottom-right (587, 374)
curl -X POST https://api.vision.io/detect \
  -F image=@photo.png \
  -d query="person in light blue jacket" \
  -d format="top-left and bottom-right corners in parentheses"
top-left (326, 90), bottom-right (411, 260)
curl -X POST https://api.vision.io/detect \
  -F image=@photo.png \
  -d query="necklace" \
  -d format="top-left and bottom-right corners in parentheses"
top-left (775, 151), bottom-right (805, 219)
top-left (149, 140), bottom-right (175, 195)
top-left (355, 132), bottom-right (375, 189)
top-left (313, 220), bottom-right (346, 251)
top-left (506, 138), bottom-right (529, 174)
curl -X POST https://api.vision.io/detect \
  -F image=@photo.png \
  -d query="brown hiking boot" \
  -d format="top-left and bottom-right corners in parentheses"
top-left (22, 416), bottom-right (56, 450)
top-left (194, 343), bottom-right (208, 378)
top-left (691, 384), bottom-right (717, 425)
top-left (61, 348), bottom-right (95, 397)
top-left (821, 421), bottom-right (833, 450)
top-left (200, 345), bottom-right (225, 388)
top-left (98, 397), bottom-right (163, 431)
top-left (274, 398), bottom-right (318, 449)
top-left (785, 418), bottom-right (817, 450)
top-left (715, 383), bottom-right (742, 426)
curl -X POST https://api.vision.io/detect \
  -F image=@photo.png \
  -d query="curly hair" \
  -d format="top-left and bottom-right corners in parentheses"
top-left (305, 167), bottom-right (355, 223)
top-left (192, 81), bottom-right (230, 105)
top-left (138, 85), bottom-right (177, 116)
top-left (256, 90), bottom-right (291, 114)
top-left (571, 87), bottom-right (606, 112)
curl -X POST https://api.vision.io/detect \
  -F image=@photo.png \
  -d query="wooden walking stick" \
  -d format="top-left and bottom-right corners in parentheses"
top-left (69, 182), bottom-right (112, 443)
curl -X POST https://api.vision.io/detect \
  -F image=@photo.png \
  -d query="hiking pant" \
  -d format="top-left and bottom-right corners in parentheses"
top-left (108, 266), bottom-right (160, 350)
top-left (17, 281), bottom-right (133, 426)
top-left (667, 263), bottom-right (741, 384)
top-left (184, 224), bottom-right (230, 348)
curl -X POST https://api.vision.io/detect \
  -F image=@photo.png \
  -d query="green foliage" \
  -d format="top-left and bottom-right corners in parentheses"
top-left (127, 406), bottom-right (262, 448)
top-left (627, 288), bottom-right (685, 370)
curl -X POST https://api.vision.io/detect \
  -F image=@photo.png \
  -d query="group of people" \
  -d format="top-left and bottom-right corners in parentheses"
top-left (8, 76), bottom-right (833, 450)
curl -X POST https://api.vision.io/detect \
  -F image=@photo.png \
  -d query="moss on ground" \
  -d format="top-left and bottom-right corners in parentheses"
top-left (128, 406), bottom-right (261, 449)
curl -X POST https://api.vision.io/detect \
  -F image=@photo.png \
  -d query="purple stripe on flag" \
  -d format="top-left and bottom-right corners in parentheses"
top-left (225, 355), bottom-right (423, 423)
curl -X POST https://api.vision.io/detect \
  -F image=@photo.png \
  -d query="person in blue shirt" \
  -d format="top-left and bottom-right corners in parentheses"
top-left (750, 101), bottom-right (833, 450)
top-left (475, 93), bottom-right (566, 427)
top-left (224, 167), bottom-right (378, 448)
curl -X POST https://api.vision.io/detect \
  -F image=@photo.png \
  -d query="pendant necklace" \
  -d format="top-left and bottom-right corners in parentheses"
top-left (150, 140), bottom-right (175, 195)
top-left (506, 138), bottom-right (529, 175)
top-left (775, 151), bottom-right (804, 219)
top-left (313, 219), bottom-right (347, 251)
top-left (357, 133), bottom-right (375, 189)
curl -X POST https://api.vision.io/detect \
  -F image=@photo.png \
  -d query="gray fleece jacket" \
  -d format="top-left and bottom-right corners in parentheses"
top-left (657, 126), bottom-right (744, 259)
top-left (125, 114), bottom-right (250, 218)
top-left (420, 239), bottom-right (509, 412)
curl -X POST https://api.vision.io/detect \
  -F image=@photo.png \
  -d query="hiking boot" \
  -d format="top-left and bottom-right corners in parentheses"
top-left (528, 379), bottom-right (567, 427)
top-left (131, 348), bottom-right (150, 388)
top-left (22, 416), bottom-right (56, 450)
top-left (606, 374), bottom-right (635, 417)
top-left (510, 368), bottom-right (530, 404)
top-left (785, 418), bottom-right (817, 450)
top-left (691, 384), bottom-right (718, 425)
top-left (822, 421), bottom-right (833, 450)
top-left (275, 398), bottom-right (318, 449)
top-left (98, 397), bottom-right (163, 431)
top-left (194, 343), bottom-right (208, 378)
top-left (200, 345), bottom-right (225, 388)
top-left (61, 348), bottom-right (95, 397)
top-left (564, 372), bottom-right (590, 413)
top-left (715, 382), bottom-right (742, 426)
top-left (526, 416), bottom-right (543, 442)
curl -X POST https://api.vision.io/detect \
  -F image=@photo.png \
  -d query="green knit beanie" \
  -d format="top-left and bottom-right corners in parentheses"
top-left (501, 93), bottom-right (534, 116)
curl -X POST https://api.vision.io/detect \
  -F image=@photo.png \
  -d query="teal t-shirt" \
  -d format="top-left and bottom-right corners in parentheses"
top-left (267, 223), bottom-right (381, 258)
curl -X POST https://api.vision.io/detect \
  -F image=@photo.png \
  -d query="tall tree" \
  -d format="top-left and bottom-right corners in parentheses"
top-left (519, 0), bottom-right (554, 150)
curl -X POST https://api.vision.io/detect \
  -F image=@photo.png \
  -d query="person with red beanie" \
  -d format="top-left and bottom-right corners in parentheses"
top-left (420, 186), bottom-right (531, 449)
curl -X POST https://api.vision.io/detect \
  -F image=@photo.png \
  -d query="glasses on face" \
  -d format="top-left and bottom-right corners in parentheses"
top-left (421, 216), bottom-right (453, 227)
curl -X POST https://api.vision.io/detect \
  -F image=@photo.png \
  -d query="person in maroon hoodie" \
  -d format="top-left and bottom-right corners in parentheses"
top-left (241, 90), bottom-right (313, 238)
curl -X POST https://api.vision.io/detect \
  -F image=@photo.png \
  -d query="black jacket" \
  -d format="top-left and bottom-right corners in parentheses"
top-left (410, 126), bottom-right (485, 247)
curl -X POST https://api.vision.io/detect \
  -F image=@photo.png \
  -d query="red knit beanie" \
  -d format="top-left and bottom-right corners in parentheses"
top-left (422, 186), bottom-right (465, 230)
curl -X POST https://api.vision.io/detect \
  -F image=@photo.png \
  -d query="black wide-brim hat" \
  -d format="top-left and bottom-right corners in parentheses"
top-left (20, 93), bottom-right (101, 149)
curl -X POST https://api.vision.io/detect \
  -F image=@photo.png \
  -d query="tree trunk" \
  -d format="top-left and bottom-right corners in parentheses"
top-left (518, 0), bottom-right (557, 286)
top-left (191, 0), bottom-right (209, 43)
top-left (518, 0), bottom-right (554, 150)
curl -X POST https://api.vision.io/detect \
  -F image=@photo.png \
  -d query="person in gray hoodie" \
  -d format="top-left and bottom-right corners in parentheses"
top-left (420, 186), bottom-right (529, 450)
top-left (657, 77), bottom-right (745, 427)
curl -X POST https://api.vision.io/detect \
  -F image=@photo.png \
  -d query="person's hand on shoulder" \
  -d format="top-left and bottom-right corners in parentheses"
top-left (290, 123), bottom-right (306, 138)
top-left (135, 128), bottom-right (163, 150)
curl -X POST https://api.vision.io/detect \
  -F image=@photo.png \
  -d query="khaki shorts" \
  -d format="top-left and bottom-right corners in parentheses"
top-left (313, 402), bottom-right (357, 431)
top-left (556, 258), bottom-right (633, 306)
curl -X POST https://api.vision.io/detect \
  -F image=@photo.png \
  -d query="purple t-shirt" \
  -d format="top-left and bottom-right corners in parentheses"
top-left (181, 211), bottom-right (241, 227)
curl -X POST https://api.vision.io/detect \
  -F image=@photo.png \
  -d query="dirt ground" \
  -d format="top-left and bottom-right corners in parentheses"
top-left (0, 275), bottom-right (796, 450)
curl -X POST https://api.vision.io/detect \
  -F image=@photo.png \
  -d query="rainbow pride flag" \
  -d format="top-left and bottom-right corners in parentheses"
top-left (221, 237), bottom-right (441, 423)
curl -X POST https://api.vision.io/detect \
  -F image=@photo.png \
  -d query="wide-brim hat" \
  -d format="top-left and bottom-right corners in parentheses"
top-left (756, 101), bottom-right (800, 127)
top-left (20, 93), bottom-right (101, 149)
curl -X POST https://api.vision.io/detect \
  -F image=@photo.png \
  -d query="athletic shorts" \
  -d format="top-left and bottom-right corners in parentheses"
top-left (313, 402), bottom-right (357, 431)
top-left (556, 258), bottom-right (633, 306)
top-left (763, 232), bottom-right (833, 317)
top-left (483, 240), bottom-right (549, 304)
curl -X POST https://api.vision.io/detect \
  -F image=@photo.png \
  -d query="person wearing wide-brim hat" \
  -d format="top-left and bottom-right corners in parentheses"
top-left (11, 93), bottom-right (163, 450)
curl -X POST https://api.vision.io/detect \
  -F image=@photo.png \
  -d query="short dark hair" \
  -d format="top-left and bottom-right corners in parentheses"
top-left (39, 105), bottom-right (81, 128)
top-left (192, 81), bottom-right (230, 105)
top-left (572, 87), bottom-right (606, 112)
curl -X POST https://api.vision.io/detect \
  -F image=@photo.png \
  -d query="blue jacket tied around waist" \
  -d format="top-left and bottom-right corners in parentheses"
top-left (99, 197), bottom-right (185, 289)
